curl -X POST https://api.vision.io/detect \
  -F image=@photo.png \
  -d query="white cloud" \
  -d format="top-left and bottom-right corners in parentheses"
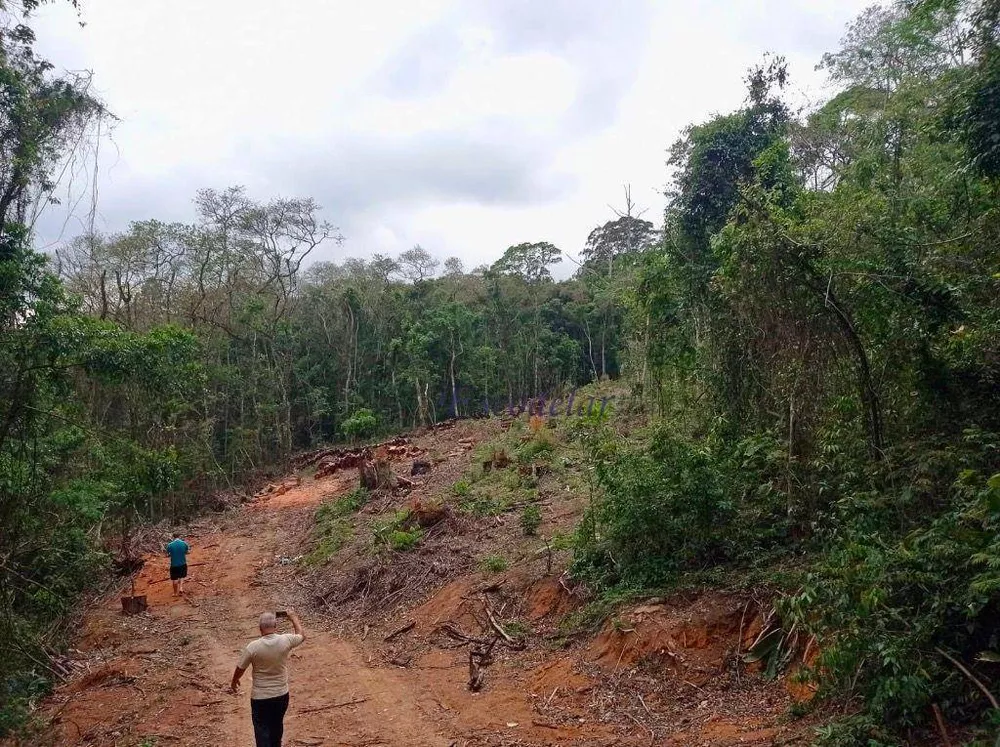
top-left (29, 0), bottom-right (873, 271)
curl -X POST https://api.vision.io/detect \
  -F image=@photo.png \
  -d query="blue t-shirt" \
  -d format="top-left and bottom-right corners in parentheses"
top-left (166, 538), bottom-right (189, 567)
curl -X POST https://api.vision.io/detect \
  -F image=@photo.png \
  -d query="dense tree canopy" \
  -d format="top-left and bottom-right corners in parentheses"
top-left (577, 0), bottom-right (1000, 740)
top-left (3, 0), bottom-right (1000, 741)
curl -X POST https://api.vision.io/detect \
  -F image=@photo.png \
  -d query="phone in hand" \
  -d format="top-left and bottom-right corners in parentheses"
top-left (276, 610), bottom-right (288, 619)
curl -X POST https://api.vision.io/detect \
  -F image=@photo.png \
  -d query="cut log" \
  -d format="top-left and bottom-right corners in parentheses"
top-left (395, 474), bottom-right (416, 489)
top-left (383, 621), bottom-right (415, 642)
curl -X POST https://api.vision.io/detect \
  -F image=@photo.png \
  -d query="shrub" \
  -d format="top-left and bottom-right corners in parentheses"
top-left (0, 670), bottom-right (49, 737)
top-left (385, 528), bottom-right (423, 552)
top-left (573, 426), bottom-right (735, 587)
top-left (341, 408), bottom-right (377, 441)
top-left (521, 504), bottom-right (542, 536)
top-left (516, 432), bottom-right (556, 464)
top-left (784, 469), bottom-right (1000, 733)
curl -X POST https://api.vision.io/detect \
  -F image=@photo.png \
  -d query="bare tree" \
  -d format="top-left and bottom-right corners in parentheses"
top-left (443, 256), bottom-right (465, 277)
top-left (397, 245), bottom-right (439, 282)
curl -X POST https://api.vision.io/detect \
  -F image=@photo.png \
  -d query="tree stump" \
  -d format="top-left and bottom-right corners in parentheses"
top-left (359, 448), bottom-right (395, 490)
top-left (121, 595), bottom-right (148, 614)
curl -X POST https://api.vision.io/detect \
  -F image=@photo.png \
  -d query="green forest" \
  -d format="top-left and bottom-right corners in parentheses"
top-left (2, 0), bottom-right (1000, 742)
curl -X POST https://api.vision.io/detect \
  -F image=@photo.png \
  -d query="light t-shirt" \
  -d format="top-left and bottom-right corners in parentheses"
top-left (237, 633), bottom-right (304, 700)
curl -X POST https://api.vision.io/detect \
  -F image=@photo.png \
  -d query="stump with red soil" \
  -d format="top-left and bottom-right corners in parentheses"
top-left (358, 447), bottom-right (415, 492)
top-left (121, 579), bottom-right (147, 615)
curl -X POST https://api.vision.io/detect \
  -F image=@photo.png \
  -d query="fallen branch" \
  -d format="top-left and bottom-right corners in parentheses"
top-left (435, 622), bottom-right (487, 645)
top-left (936, 647), bottom-right (999, 709)
top-left (483, 601), bottom-right (524, 650)
top-left (531, 720), bottom-right (561, 730)
top-left (468, 635), bottom-right (499, 691)
top-left (298, 697), bottom-right (367, 714)
top-left (931, 703), bottom-right (952, 747)
top-left (462, 581), bottom-right (501, 598)
top-left (383, 621), bottom-right (415, 642)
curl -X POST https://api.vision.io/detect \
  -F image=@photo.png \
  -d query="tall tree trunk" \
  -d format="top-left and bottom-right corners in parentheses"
top-left (583, 320), bottom-right (598, 380)
top-left (794, 255), bottom-right (885, 458)
top-left (600, 314), bottom-right (607, 380)
top-left (638, 312), bottom-right (650, 404)
top-left (343, 302), bottom-right (356, 406)
top-left (450, 346), bottom-right (459, 418)
top-left (415, 377), bottom-right (429, 426)
top-left (391, 368), bottom-right (404, 427)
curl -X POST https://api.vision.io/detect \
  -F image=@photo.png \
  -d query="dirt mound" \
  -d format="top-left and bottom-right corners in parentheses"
top-left (588, 592), bottom-right (757, 682)
top-left (524, 575), bottom-right (581, 621)
top-left (293, 435), bottom-right (412, 470)
top-left (66, 663), bottom-right (133, 693)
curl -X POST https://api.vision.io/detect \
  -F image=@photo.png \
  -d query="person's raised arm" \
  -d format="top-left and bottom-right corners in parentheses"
top-left (286, 608), bottom-right (305, 641)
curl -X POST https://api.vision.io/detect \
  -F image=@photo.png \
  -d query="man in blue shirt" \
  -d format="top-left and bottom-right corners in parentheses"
top-left (165, 532), bottom-right (190, 596)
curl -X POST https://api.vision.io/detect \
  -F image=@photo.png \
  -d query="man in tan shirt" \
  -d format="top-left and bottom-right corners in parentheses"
top-left (230, 609), bottom-right (305, 747)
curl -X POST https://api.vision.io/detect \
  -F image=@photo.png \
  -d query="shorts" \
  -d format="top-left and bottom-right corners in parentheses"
top-left (169, 564), bottom-right (188, 580)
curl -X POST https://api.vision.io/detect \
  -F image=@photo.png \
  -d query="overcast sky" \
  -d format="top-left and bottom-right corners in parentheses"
top-left (31, 0), bottom-right (873, 274)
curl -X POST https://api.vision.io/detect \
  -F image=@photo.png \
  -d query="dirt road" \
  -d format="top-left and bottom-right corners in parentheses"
top-left (35, 474), bottom-right (456, 747)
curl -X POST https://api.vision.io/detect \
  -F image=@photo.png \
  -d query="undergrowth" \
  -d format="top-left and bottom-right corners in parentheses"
top-left (372, 509), bottom-right (423, 552)
top-left (571, 415), bottom-right (1000, 742)
top-left (480, 553), bottom-right (509, 573)
top-left (303, 487), bottom-right (369, 566)
top-left (452, 417), bottom-right (572, 518)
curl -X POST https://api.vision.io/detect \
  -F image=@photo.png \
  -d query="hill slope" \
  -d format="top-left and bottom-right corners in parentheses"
top-left (8, 416), bottom-right (844, 747)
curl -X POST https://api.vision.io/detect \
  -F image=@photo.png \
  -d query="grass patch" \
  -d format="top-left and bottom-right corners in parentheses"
top-left (302, 487), bottom-right (368, 566)
top-left (503, 619), bottom-right (532, 639)
top-left (454, 426), bottom-right (576, 518)
top-left (516, 431), bottom-right (557, 464)
top-left (480, 553), bottom-right (509, 573)
top-left (372, 509), bottom-right (423, 552)
top-left (456, 466), bottom-right (528, 516)
top-left (557, 587), bottom-right (638, 637)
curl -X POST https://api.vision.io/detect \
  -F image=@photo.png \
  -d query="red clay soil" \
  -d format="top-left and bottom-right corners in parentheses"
top-left (10, 420), bottom-right (823, 747)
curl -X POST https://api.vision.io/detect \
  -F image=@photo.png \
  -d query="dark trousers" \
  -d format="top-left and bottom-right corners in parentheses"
top-left (250, 692), bottom-right (289, 747)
